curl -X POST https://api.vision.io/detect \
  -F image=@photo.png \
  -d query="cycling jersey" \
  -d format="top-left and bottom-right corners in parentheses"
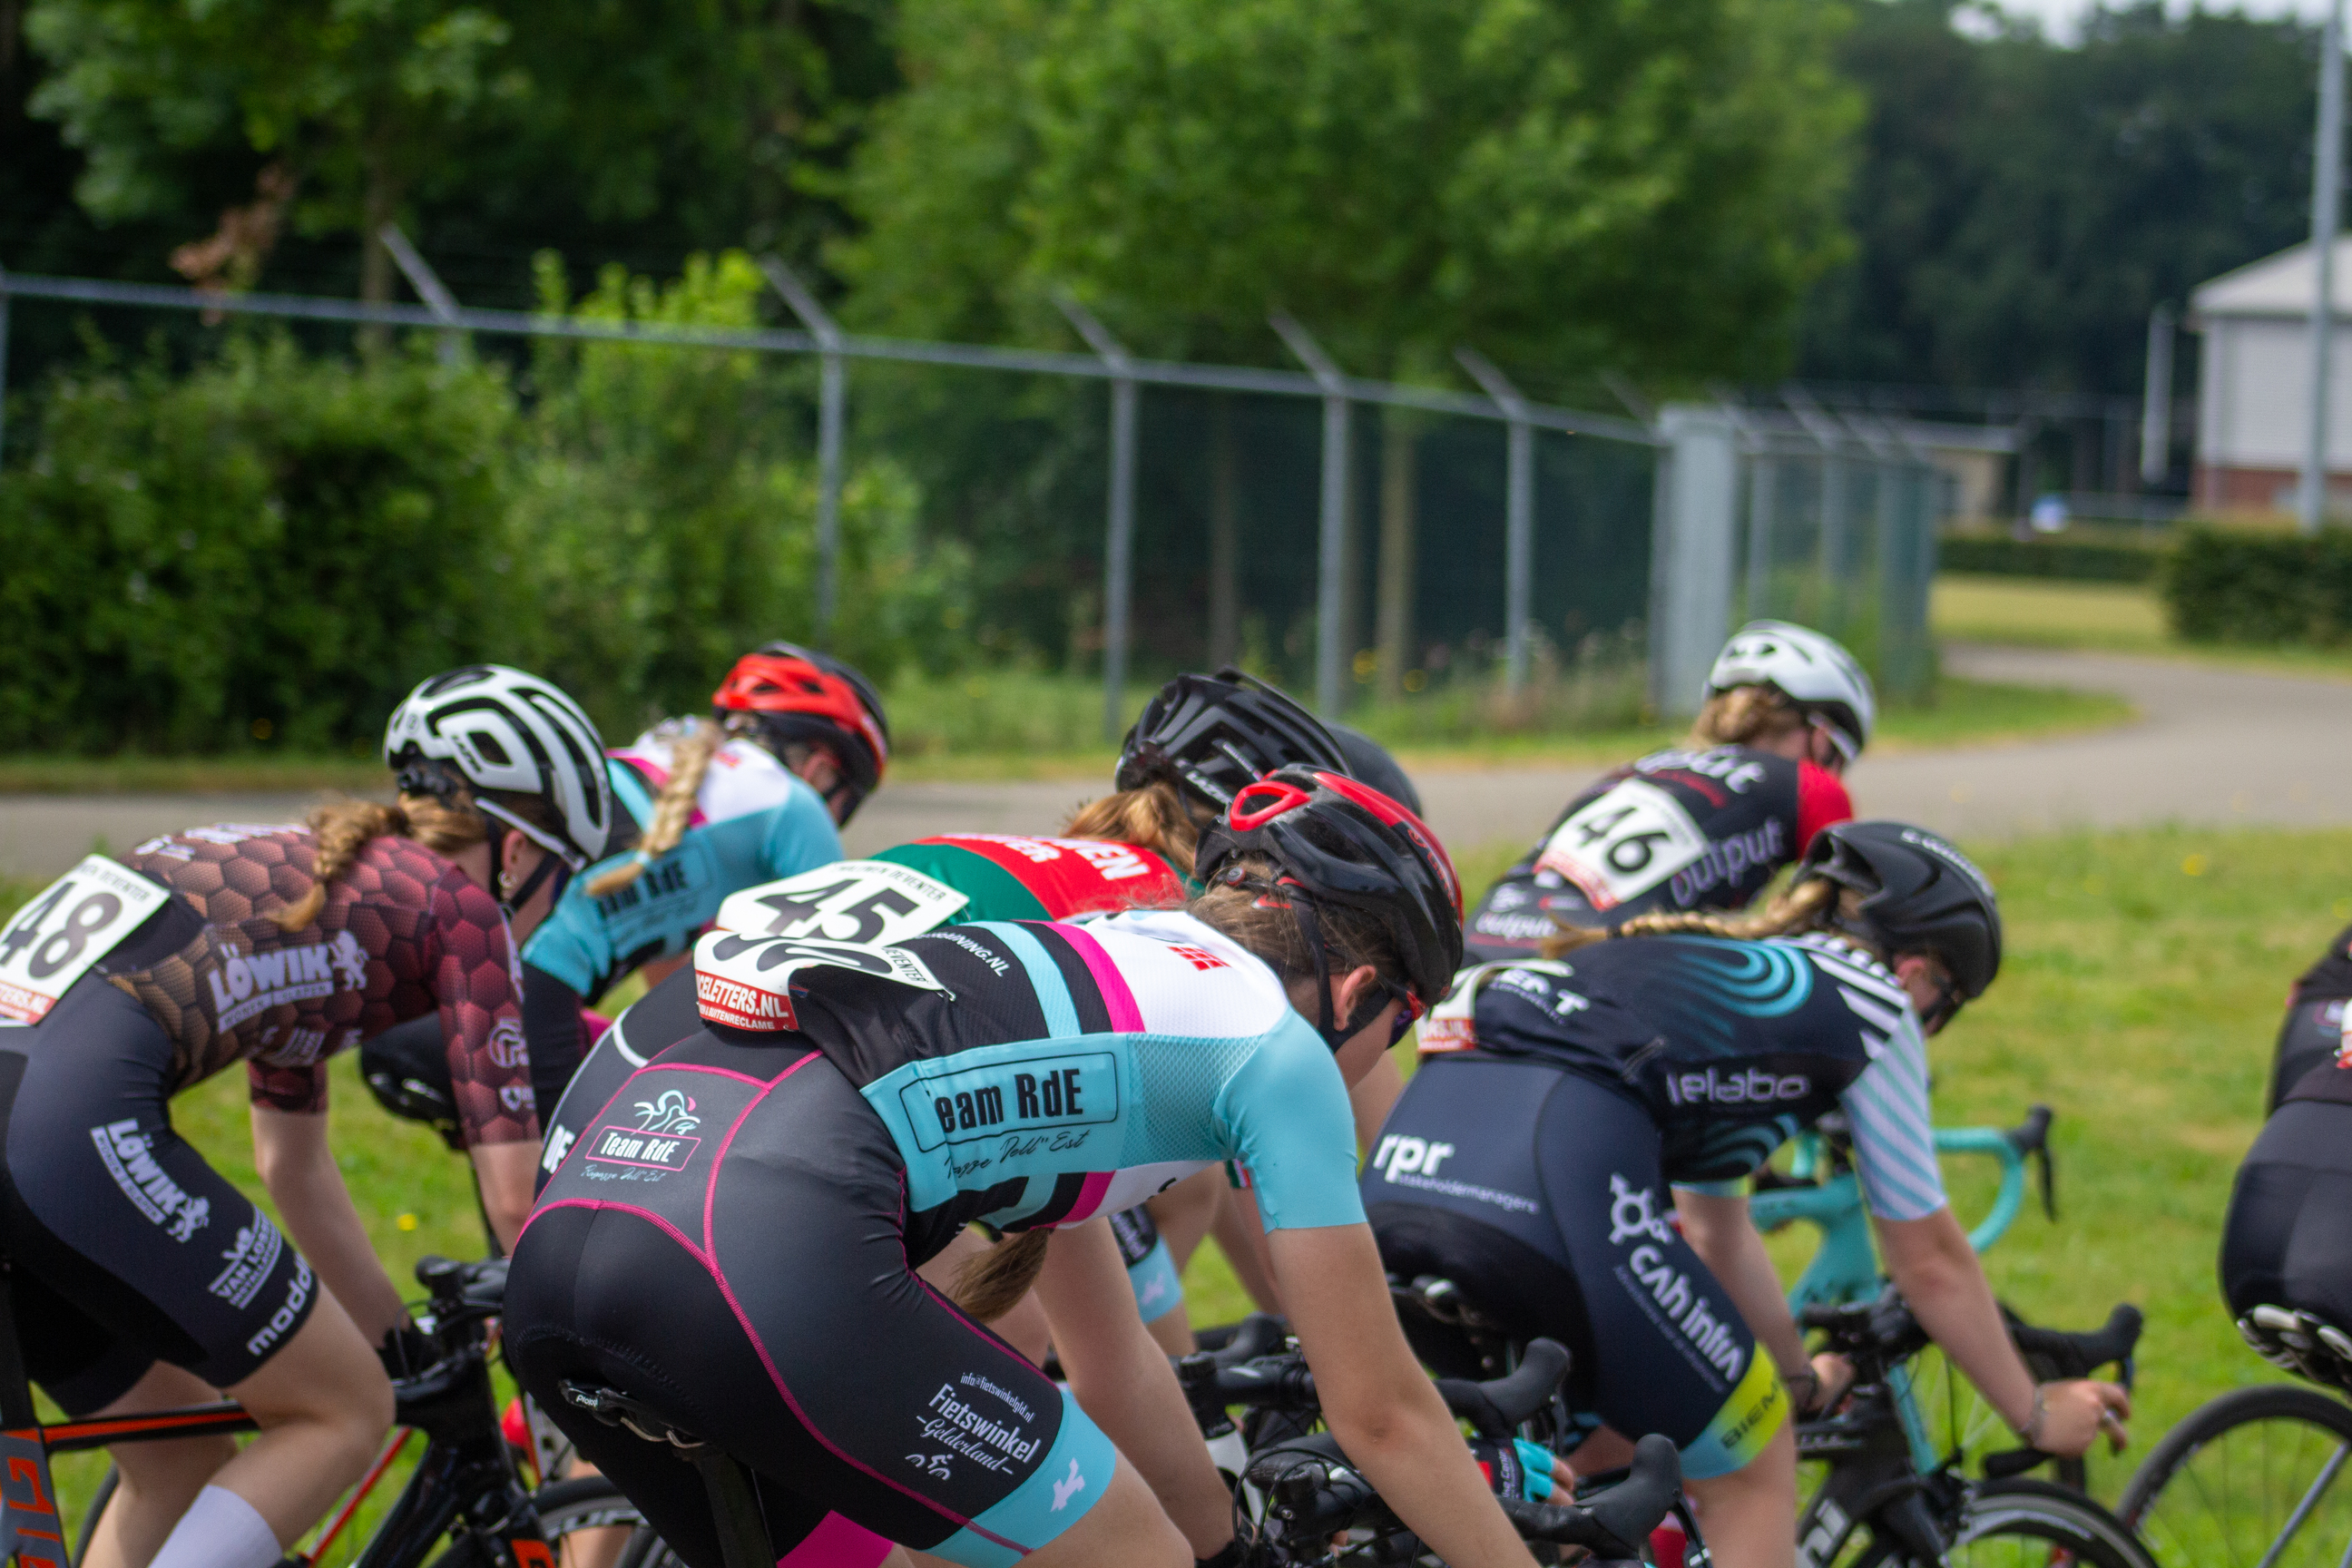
top-left (1464, 748), bottom-right (1851, 962)
top-left (108, 823), bottom-right (536, 1145)
top-left (2271, 920), bottom-right (2352, 1111)
top-left (510, 909), bottom-right (1357, 1565)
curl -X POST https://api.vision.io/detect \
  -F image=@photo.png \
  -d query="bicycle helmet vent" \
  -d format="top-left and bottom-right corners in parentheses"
top-left (1799, 819), bottom-right (2001, 999)
top-left (1707, 620), bottom-right (1877, 761)
top-left (383, 664), bottom-right (612, 868)
top-left (1195, 767), bottom-right (1464, 1022)
top-left (1117, 668), bottom-right (1349, 809)
top-left (712, 642), bottom-right (891, 821)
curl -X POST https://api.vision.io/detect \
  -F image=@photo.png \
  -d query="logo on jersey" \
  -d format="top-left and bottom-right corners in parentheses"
top-left (920, 1383), bottom-right (1044, 1473)
top-left (209, 1216), bottom-right (285, 1308)
top-left (1661, 1065), bottom-right (1812, 1107)
top-left (900, 1052), bottom-right (1119, 1152)
top-left (93, 1120), bottom-right (211, 1240)
top-left (1168, 945), bottom-right (1228, 972)
top-left (1606, 1174), bottom-right (1744, 1384)
top-left (204, 931), bottom-right (368, 1029)
top-left (1667, 820), bottom-right (1787, 907)
top-left (694, 931), bottom-right (951, 1031)
top-left (583, 1122), bottom-right (701, 1174)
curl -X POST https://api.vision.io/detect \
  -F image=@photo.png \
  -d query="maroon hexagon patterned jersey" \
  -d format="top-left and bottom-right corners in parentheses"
top-left (108, 824), bottom-right (537, 1147)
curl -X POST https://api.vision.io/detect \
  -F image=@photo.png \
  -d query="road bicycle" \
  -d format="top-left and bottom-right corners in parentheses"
top-left (2113, 1304), bottom-right (2352, 1568)
top-left (4, 1255), bottom-right (642, 1568)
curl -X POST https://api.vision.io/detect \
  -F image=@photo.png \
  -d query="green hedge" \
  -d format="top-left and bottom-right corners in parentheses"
top-left (0, 254), bottom-right (973, 755)
top-left (2161, 525), bottom-right (2352, 644)
top-left (1937, 533), bottom-right (2165, 583)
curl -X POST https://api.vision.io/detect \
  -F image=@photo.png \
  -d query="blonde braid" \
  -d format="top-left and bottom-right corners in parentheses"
top-left (1061, 780), bottom-right (1206, 879)
top-left (1539, 875), bottom-right (1839, 958)
top-left (946, 1230), bottom-right (1053, 1323)
top-left (1688, 684), bottom-right (1803, 750)
top-left (272, 791), bottom-right (491, 930)
top-left (586, 719), bottom-right (723, 898)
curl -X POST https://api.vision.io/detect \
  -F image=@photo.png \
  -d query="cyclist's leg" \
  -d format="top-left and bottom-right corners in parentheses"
top-left (1142, 1165), bottom-right (1222, 1273)
top-left (1108, 1206), bottom-right (1191, 1357)
top-left (205, 1292), bottom-right (392, 1544)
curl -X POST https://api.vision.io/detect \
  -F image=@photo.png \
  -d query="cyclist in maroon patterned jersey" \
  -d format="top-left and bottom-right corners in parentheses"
top-left (0, 665), bottom-right (610, 1568)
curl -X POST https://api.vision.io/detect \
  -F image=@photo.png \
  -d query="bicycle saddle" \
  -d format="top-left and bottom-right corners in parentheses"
top-left (558, 1381), bottom-right (711, 1454)
top-left (2239, 1305), bottom-right (2352, 1395)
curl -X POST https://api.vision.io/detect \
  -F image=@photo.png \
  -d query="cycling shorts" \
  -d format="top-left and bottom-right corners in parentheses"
top-left (507, 1030), bottom-right (1117, 1568)
top-left (0, 975), bottom-right (317, 1409)
top-left (1109, 1205), bottom-right (1182, 1325)
top-left (1362, 1054), bottom-right (1785, 1480)
top-left (2220, 1100), bottom-right (2352, 1331)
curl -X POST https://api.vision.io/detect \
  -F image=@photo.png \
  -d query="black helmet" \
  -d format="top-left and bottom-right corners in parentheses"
top-left (1327, 723), bottom-right (1423, 817)
top-left (1798, 820), bottom-right (2002, 1003)
top-left (1117, 667), bottom-right (1349, 808)
top-left (1195, 767), bottom-right (1465, 1044)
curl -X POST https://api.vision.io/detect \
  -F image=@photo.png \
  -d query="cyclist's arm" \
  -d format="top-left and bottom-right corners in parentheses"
top-left (250, 1102), bottom-right (407, 1341)
top-left (1675, 1187), bottom-right (1810, 1381)
top-left (1277, 1223), bottom-right (1538, 1568)
top-left (1034, 1219), bottom-right (1230, 1557)
top-left (1348, 1045), bottom-right (1406, 1150)
top-left (470, 1144), bottom-right (534, 1253)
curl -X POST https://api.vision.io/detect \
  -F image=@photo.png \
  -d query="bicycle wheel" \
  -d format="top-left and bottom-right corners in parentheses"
top-left (2114, 1383), bottom-right (2352, 1568)
top-left (1896, 1345), bottom-right (2088, 1493)
top-left (533, 1475), bottom-right (648, 1551)
top-left (1945, 1480), bottom-right (2158, 1566)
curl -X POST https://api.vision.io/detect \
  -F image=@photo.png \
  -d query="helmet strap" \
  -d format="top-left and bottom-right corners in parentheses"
top-left (498, 844), bottom-right (568, 921)
top-left (1286, 895), bottom-right (1388, 1051)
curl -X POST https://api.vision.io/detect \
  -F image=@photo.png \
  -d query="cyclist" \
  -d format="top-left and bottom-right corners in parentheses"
top-left (2220, 926), bottom-right (2352, 1351)
top-left (360, 641), bottom-right (879, 1142)
top-left (535, 666), bottom-right (1358, 1356)
top-left (1364, 820), bottom-right (2129, 1568)
top-left (0, 664), bottom-right (607, 1568)
top-left (1462, 620), bottom-right (1867, 965)
top-left (505, 769), bottom-right (1553, 1568)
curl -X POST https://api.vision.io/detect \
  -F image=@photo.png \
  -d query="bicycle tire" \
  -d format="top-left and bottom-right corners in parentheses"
top-left (2114, 1382), bottom-right (2352, 1568)
top-left (1833, 1480), bottom-right (2154, 1568)
top-left (532, 1475), bottom-right (647, 1537)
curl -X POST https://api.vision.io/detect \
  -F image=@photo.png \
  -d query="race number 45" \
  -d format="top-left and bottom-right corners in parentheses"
top-left (0, 856), bottom-right (172, 1024)
top-left (1534, 779), bottom-right (1710, 912)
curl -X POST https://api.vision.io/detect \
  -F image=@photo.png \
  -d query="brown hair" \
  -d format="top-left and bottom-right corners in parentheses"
top-left (1185, 855), bottom-right (1404, 990)
top-left (1539, 876), bottom-right (1844, 958)
top-left (272, 779), bottom-right (566, 931)
top-left (585, 719), bottom-right (724, 898)
top-left (1687, 684), bottom-right (1806, 750)
top-left (947, 1230), bottom-right (1054, 1322)
top-left (1061, 780), bottom-right (1209, 878)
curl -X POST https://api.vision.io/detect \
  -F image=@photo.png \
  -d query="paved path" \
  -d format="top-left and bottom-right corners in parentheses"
top-left (6, 644), bottom-right (2351, 879)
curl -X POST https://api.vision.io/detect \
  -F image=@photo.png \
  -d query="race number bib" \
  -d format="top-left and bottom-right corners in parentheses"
top-left (712, 861), bottom-right (968, 946)
top-left (693, 930), bottom-right (951, 1031)
top-left (0, 856), bottom-right (172, 1024)
top-left (1534, 779), bottom-right (1709, 912)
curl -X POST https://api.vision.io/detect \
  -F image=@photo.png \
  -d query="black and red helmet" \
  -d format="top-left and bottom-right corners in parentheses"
top-left (1195, 766), bottom-right (1465, 1023)
top-left (712, 642), bottom-right (891, 821)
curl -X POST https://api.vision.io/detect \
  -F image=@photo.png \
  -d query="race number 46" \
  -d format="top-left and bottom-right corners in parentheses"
top-left (0, 856), bottom-right (172, 1024)
top-left (1534, 779), bottom-right (1710, 911)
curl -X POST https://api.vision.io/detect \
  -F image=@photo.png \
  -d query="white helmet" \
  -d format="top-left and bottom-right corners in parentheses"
top-left (382, 665), bottom-right (613, 868)
top-left (1705, 621), bottom-right (1876, 762)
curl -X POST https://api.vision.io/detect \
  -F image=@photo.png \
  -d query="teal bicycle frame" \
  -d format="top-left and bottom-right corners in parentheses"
top-left (1746, 1106), bottom-right (2055, 1472)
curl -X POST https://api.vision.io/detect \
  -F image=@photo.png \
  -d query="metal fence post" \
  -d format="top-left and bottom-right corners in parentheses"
top-left (1745, 455), bottom-right (1776, 620)
top-left (1273, 315), bottom-right (1352, 718)
top-left (377, 225), bottom-right (462, 365)
top-left (762, 259), bottom-right (849, 643)
top-left (1057, 295), bottom-right (1140, 740)
top-left (1456, 348), bottom-right (1536, 696)
top-left (0, 269), bottom-right (11, 471)
top-left (1649, 406), bottom-right (1740, 720)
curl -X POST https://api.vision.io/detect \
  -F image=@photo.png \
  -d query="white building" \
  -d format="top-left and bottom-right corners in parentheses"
top-left (2191, 237), bottom-right (2352, 514)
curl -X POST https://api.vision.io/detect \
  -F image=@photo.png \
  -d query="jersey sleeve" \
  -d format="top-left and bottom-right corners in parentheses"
top-left (518, 873), bottom-right (621, 999)
top-left (432, 875), bottom-right (539, 1148)
top-left (1213, 1014), bottom-right (1367, 1231)
top-left (248, 1059), bottom-right (328, 1114)
top-left (759, 777), bottom-right (845, 880)
top-left (1795, 762), bottom-right (1855, 852)
top-left (1838, 1015), bottom-right (1945, 1220)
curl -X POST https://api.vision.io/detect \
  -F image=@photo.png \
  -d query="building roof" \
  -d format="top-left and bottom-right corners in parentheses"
top-left (2193, 237), bottom-right (2352, 321)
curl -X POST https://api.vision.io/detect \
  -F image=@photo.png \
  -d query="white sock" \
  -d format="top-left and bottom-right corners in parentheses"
top-left (148, 1485), bottom-right (282, 1568)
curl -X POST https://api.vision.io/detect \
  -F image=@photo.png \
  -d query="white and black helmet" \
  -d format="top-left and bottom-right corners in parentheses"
top-left (382, 665), bottom-right (613, 869)
top-left (1706, 620), bottom-right (1877, 762)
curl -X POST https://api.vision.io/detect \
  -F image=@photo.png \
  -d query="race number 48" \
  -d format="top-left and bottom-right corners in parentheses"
top-left (1534, 779), bottom-right (1710, 911)
top-left (0, 856), bottom-right (172, 1024)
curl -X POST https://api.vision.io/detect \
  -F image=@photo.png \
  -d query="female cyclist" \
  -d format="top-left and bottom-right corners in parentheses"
top-left (1462, 620), bottom-right (1867, 965)
top-left (0, 664), bottom-right (609, 1568)
top-left (506, 769), bottom-right (1551, 1568)
top-left (360, 642), bottom-right (881, 1136)
top-left (535, 666), bottom-right (1357, 1355)
top-left (1364, 820), bottom-right (2129, 1568)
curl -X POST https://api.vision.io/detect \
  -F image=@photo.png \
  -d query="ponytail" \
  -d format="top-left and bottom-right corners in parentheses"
top-left (946, 1230), bottom-right (1053, 1323)
top-left (1186, 854), bottom-right (1402, 987)
top-left (272, 791), bottom-right (490, 931)
top-left (1539, 875), bottom-right (1841, 958)
top-left (1062, 780), bottom-right (1205, 879)
top-left (586, 719), bottom-right (722, 898)
top-left (1688, 684), bottom-right (1803, 750)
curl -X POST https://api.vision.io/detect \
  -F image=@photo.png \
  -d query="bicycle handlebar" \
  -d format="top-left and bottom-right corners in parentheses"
top-left (1433, 1339), bottom-right (1570, 1437)
top-left (1501, 1433), bottom-right (1683, 1557)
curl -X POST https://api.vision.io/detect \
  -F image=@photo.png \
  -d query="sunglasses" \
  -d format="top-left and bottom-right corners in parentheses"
top-left (1384, 984), bottom-right (1427, 1047)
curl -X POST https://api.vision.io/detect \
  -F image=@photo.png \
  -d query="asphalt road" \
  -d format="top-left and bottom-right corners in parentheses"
top-left (5, 643), bottom-right (2349, 880)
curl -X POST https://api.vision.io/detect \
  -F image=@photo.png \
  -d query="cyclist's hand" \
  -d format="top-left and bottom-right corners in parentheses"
top-left (1808, 1351), bottom-right (1856, 1413)
top-left (2034, 1379), bottom-right (2132, 1457)
top-left (1467, 1437), bottom-right (1563, 1501)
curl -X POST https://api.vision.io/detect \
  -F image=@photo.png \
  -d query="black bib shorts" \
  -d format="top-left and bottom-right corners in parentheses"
top-left (2220, 1099), bottom-right (2352, 1331)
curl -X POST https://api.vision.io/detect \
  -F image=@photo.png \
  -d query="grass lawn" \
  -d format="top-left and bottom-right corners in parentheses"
top-left (1, 821), bottom-right (2333, 1530)
top-left (1936, 571), bottom-right (2352, 681)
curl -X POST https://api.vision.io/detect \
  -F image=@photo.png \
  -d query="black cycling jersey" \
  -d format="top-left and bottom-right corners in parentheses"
top-left (1462, 747), bottom-right (1851, 963)
top-left (2273, 921), bottom-right (2352, 1111)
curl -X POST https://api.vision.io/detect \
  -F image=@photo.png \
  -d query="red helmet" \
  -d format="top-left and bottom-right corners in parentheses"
top-left (1195, 767), bottom-right (1464, 1041)
top-left (712, 643), bottom-right (890, 820)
